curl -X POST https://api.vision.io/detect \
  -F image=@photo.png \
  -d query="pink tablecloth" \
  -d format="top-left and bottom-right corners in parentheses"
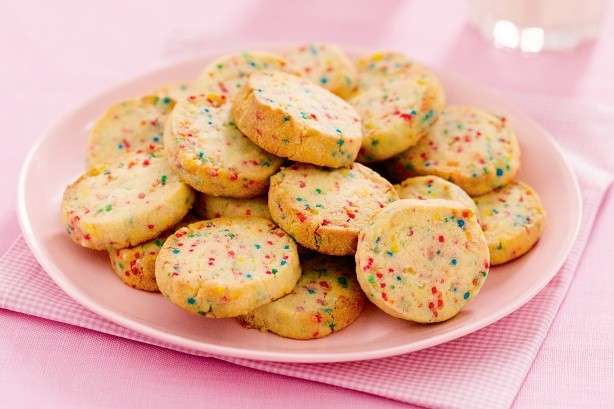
top-left (2, 1), bottom-right (614, 408)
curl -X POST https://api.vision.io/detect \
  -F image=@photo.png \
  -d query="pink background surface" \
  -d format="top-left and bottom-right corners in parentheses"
top-left (1, 1), bottom-right (613, 408)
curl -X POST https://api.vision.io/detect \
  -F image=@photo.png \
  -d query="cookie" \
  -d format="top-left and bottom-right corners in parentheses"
top-left (62, 150), bottom-right (195, 250)
top-left (194, 51), bottom-right (296, 104)
top-left (86, 95), bottom-right (175, 168)
top-left (232, 71), bottom-right (363, 168)
top-left (282, 43), bottom-right (357, 99)
top-left (351, 76), bottom-right (445, 162)
top-left (268, 162), bottom-right (398, 255)
top-left (239, 255), bottom-right (365, 339)
top-left (164, 95), bottom-right (284, 197)
top-left (107, 214), bottom-right (198, 292)
top-left (155, 217), bottom-right (301, 318)
top-left (395, 176), bottom-right (477, 215)
top-left (474, 181), bottom-right (546, 265)
top-left (153, 81), bottom-right (192, 102)
top-left (355, 199), bottom-right (490, 323)
top-left (194, 194), bottom-right (271, 219)
top-left (355, 51), bottom-right (441, 91)
top-left (387, 106), bottom-right (521, 196)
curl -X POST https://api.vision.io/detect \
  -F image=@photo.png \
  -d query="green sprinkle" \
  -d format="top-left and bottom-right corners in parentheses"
top-left (160, 175), bottom-right (168, 185)
top-left (336, 276), bottom-right (348, 288)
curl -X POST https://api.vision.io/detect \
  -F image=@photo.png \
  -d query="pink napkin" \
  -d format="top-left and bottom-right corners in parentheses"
top-left (1, 95), bottom-right (612, 409)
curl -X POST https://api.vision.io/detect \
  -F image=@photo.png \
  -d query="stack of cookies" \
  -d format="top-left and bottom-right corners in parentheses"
top-left (61, 44), bottom-right (546, 340)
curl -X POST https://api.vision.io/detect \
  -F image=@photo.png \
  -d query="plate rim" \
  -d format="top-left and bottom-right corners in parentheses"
top-left (17, 48), bottom-right (583, 363)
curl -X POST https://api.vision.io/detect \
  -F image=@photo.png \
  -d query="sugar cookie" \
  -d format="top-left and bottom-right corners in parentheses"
top-left (268, 162), bottom-right (398, 255)
top-left (164, 95), bottom-right (283, 197)
top-left (356, 199), bottom-right (490, 323)
top-left (282, 43), bottom-right (357, 99)
top-left (388, 106), bottom-right (521, 196)
top-left (86, 95), bottom-right (175, 168)
top-left (232, 71), bottom-right (363, 168)
top-left (351, 76), bottom-right (445, 162)
top-left (194, 194), bottom-right (271, 219)
top-left (395, 176), bottom-right (477, 215)
top-left (62, 151), bottom-right (194, 250)
top-left (194, 51), bottom-right (296, 104)
top-left (155, 217), bottom-right (301, 318)
top-left (239, 255), bottom-right (365, 339)
top-left (474, 181), bottom-right (546, 265)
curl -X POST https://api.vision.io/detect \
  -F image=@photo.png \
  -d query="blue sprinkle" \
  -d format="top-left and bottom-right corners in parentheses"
top-left (496, 168), bottom-right (504, 177)
top-left (450, 258), bottom-right (458, 266)
top-left (463, 291), bottom-right (470, 300)
top-left (187, 297), bottom-right (196, 305)
top-left (457, 219), bottom-right (465, 229)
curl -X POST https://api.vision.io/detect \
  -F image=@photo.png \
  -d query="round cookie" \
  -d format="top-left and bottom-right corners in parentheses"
top-left (239, 255), bottom-right (365, 339)
top-left (232, 71), bottom-right (363, 168)
top-left (474, 181), bottom-right (546, 265)
top-left (194, 51), bottom-right (296, 104)
top-left (164, 95), bottom-right (284, 198)
top-left (356, 199), bottom-right (490, 323)
top-left (395, 176), bottom-right (477, 215)
top-left (282, 43), bottom-right (357, 99)
top-left (153, 81), bottom-right (192, 102)
top-left (351, 76), bottom-right (445, 162)
top-left (62, 150), bottom-right (195, 250)
top-left (194, 194), bottom-right (271, 219)
top-left (268, 162), bottom-right (398, 255)
top-left (387, 105), bottom-right (521, 196)
top-left (155, 217), bottom-right (301, 318)
top-left (355, 51), bottom-right (441, 91)
top-left (107, 214), bottom-right (198, 292)
top-left (86, 95), bottom-right (175, 168)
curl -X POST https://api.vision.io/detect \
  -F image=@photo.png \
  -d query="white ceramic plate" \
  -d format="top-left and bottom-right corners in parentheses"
top-left (18, 47), bottom-right (581, 363)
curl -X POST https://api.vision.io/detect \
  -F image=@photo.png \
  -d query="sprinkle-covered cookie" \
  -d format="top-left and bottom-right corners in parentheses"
top-left (395, 176), bottom-right (477, 215)
top-left (164, 95), bottom-right (284, 197)
top-left (239, 255), bottom-right (365, 339)
top-left (232, 72), bottom-right (363, 168)
top-left (355, 199), bottom-right (490, 323)
top-left (268, 162), bottom-right (398, 255)
top-left (387, 106), bottom-right (521, 196)
top-left (351, 76), bottom-right (445, 162)
top-left (155, 217), bottom-right (301, 318)
top-left (355, 51), bottom-right (441, 91)
top-left (86, 95), bottom-right (175, 168)
top-left (282, 43), bottom-right (357, 99)
top-left (474, 181), bottom-right (546, 265)
top-left (62, 151), bottom-right (195, 250)
top-left (194, 193), bottom-right (271, 219)
top-left (194, 51), bottom-right (296, 105)
top-left (107, 214), bottom-right (198, 292)
top-left (153, 81), bottom-right (192, 102)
